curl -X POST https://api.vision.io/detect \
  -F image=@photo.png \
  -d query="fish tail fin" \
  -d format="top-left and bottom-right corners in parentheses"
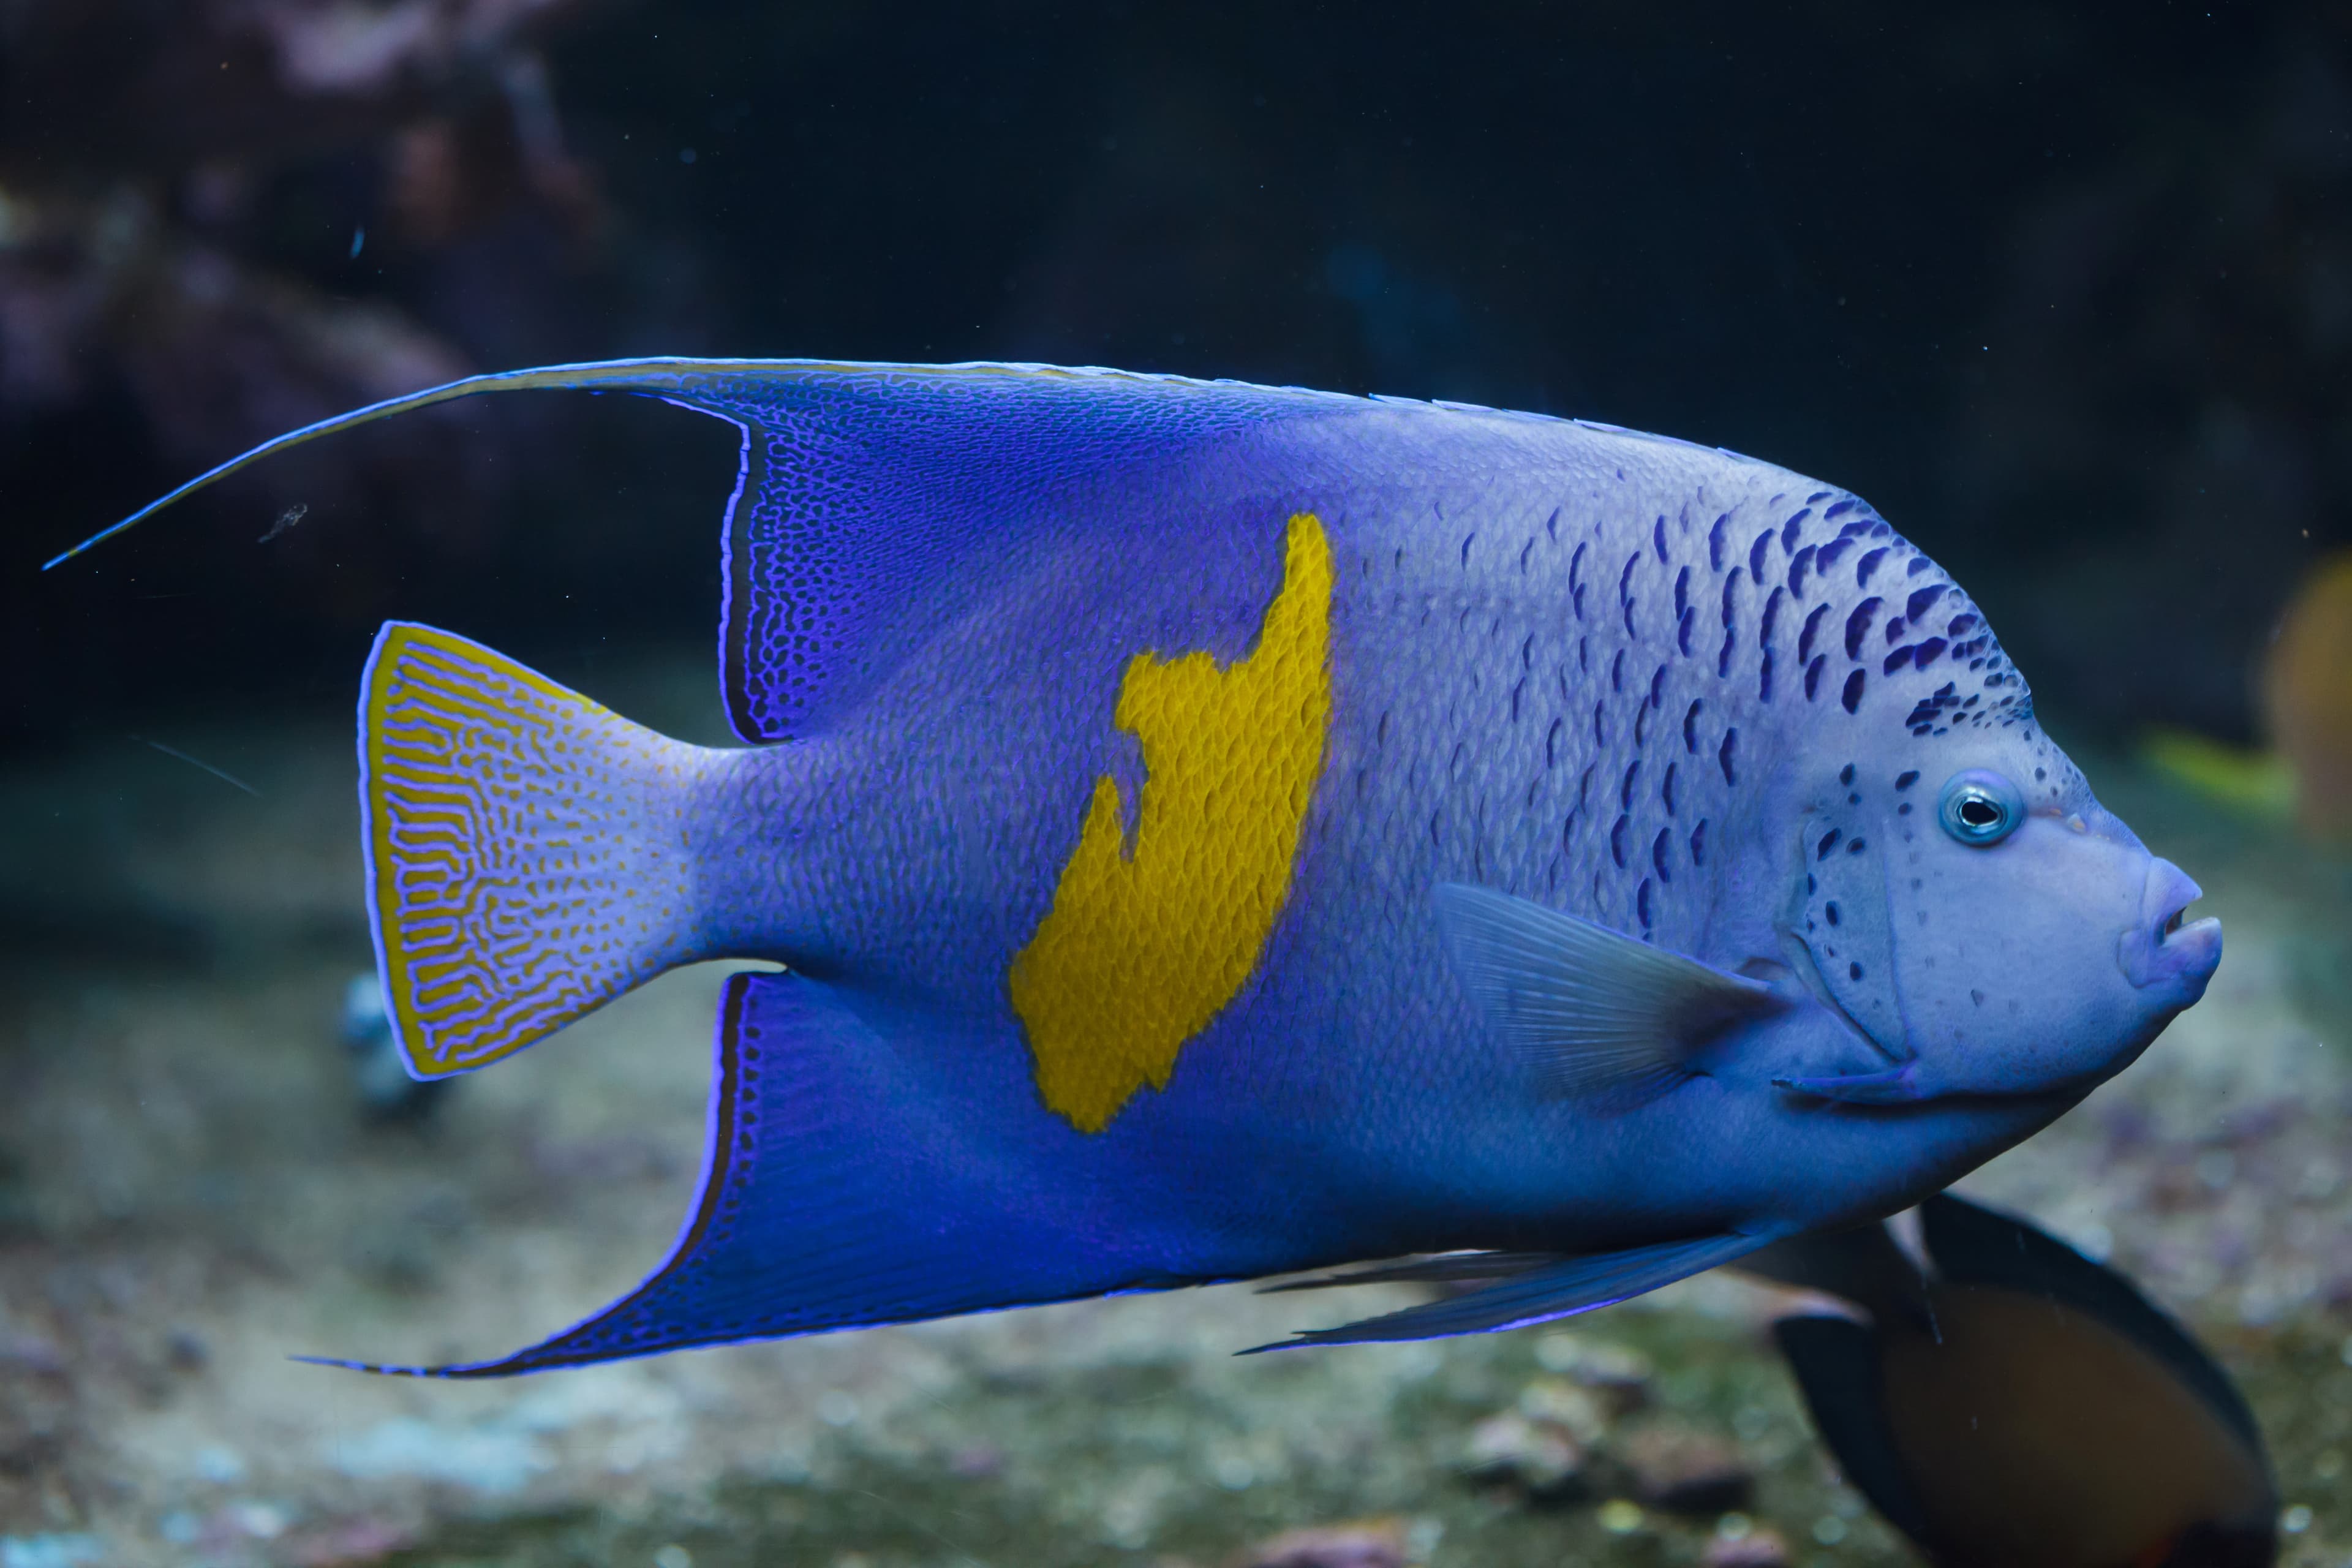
top-left (361, 620), bottom-right (717, 1079)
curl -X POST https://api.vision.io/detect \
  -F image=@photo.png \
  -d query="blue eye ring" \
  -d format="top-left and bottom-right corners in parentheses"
top-left (1937, 770), bottom-right (2023, 846)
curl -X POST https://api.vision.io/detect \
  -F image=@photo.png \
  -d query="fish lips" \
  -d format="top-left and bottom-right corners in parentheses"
top-left (2118, 858), bottom-right (2223, 1003)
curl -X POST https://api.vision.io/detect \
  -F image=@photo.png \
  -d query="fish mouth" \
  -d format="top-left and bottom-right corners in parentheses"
top-left (2122, 858), bottom-right (2222, 994)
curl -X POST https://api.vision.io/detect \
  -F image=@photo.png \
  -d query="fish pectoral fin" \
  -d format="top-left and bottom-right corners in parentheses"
top-left (1243, 1231), bottom-right (1765, 1351)
top-left (1433, 882), bottom-right (1782, 1099)
top-left (1774, 1065), bottom-right (1924, 1105)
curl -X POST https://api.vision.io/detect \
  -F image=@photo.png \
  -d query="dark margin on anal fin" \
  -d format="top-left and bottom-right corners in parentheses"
top-left (293, 974), bottom-right (760, 1379)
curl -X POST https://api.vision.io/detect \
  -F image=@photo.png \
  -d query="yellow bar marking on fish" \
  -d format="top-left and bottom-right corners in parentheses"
top-left (1010, 513), bottom-right (1335, 1133)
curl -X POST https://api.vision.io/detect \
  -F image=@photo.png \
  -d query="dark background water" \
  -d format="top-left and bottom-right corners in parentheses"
top-left (5, 1), bottom-right (2346, 751)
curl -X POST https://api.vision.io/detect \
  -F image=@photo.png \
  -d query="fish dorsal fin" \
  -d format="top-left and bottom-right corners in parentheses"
top-left (43, 358), bottom-right (1352, 742)
top-left (1920, 1193), bottom-right (2266, 1455)
top-left (1433, 882), bottom-right (1781, 1099)
top-left (686, 364), bottom-right (1346, 741)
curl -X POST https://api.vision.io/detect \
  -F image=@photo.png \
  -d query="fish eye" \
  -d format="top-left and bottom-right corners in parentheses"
top-left (1937, 771), bottom-right (2023, 846)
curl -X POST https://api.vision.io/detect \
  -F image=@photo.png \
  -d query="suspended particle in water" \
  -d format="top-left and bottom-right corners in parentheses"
top-left (259, 502), bottom-right (308, 543)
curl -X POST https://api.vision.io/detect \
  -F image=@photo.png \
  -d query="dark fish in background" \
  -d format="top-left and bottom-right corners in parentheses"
top-left (1746, 1193), bottom-right (2276, 1568)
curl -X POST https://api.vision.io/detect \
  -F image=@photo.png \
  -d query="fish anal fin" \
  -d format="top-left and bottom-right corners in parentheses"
top-left (327, 973), bottom-right (1219, 1376)
top-left (362, 622), bottom-right (714, 1078)
top-left (1433, 882), bottom-right (1781, 1099)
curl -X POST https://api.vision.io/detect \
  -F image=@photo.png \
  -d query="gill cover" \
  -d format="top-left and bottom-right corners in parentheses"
top-left (1779, 788), bottom-right (1906, 1064)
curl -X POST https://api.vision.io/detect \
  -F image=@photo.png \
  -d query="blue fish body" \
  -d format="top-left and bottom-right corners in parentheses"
top-left (67, 360), bottom-right (2223, 1371)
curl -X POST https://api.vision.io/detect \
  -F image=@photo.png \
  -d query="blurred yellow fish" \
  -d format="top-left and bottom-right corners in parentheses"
top-left (2263, 549), bottom-right (2352, 842)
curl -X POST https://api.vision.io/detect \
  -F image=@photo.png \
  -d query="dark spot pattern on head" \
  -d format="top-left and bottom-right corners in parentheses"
top-left (1844, 598), bottom-right (1883, 660)
top-left (1895, 770), bottom-right (1919, 790)
top-left (1683, 699), bottom-right (1702, 753)
top-left (1817, 828), bottom-right (1842, 859)
top-left (1842, 669), bottom-right (1866, 714)
top-left (1718, 726), bottom-right (1739, 785)
top-left (1849, 960), bottom-right (1864, 981)
top-left (1673, 565), bottom-right (1691, 622)
top-left (1847, 837), bottom-right (1866, 854)
top-left (1610, 813), bottom-right (1629, 868)
top-left (1708, 513), bottom-right (1730, 571)
top-left (1805, 654), bottom-right (1827, 700)
top-left (1619, 552), bottom-right (1641, 636)
top-left (1947, 613), bottom-right (1979, 637)
top-left (1782, 509), bottom-right (1812, 551)
top-left (1856, 547), bottom-right (1888, 587)
top-left (1749, 529), bottom-right (1775, 584)
top-left (1651, 827), bottom-right (1674, 884)
top-left (1610, 649), bottom-right (1624, 694)
top-left (1689, 818), bottom-right (1709, 865)
top-left (1637, 877), bottom-right (1654, 932)
top-left (1788, 544), bottom-right (1815, 598)
top-left (1913, 636), bottom-right (1947, 669)
top-left (1653, 516), bottom-right (1668, 564)
top-left (1884, 645), bottom-right (1914, 674)
top-left (1906, 585), bottom-right (1948, 624)
top-left (1839, 763), bottom-right (1855, 786)
top-left (1823, 497), bottom-right (1858, 520)
top-left (1717, 568), bottom-right (1745, 678)
top-left (1619, 761), bottom-right (1641, 810)
top-left (1662, 761), bottom-right (1679, 815)
top-left (1826, 900), bottom-right (1842, 926)
top-left (1798, 603), bottom-right (1830, 664)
